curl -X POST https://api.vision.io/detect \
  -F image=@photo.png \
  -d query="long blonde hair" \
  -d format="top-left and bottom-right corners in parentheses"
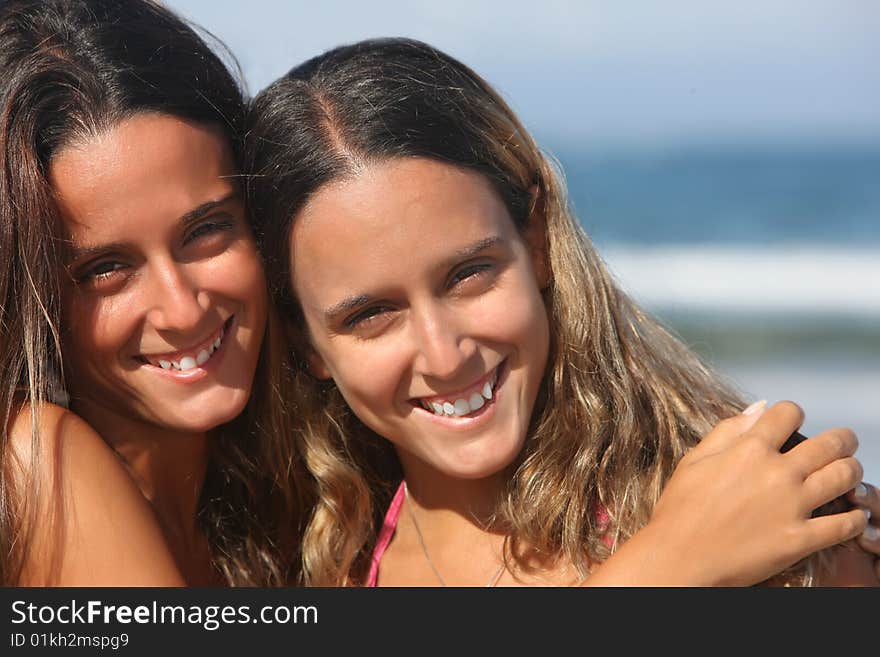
top-left (244, 37), bottom-right (821, 586)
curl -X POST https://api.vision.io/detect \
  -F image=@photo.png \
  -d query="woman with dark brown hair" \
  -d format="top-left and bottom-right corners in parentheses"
top-left (0, 0), bottom-right (310, 585)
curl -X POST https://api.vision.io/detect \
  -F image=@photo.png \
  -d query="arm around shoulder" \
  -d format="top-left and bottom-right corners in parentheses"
top-left (6, 403), bottom-right (185, 586)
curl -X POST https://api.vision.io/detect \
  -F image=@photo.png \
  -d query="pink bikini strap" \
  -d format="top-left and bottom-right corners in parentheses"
top-left (365, 481), bottom-right (406, 587)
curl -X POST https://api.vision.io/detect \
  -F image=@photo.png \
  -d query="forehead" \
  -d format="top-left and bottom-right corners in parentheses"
top-left (49, 113), bottom-right (237, 243)
top-left (290, 158), bottom-right (518, 289)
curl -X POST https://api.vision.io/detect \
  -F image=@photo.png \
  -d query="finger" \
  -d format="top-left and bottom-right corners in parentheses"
top-left (785, 427), bottom-right (858, 478)
top-left (746, 400), bottom-right (805, 451)
top-left (848, 482), bottom-right (880, 515)
top-left (856, 523), bottom-right (880, 555)
top-left (802, 456), bottom-right (864, 514)
top-left (804, 507), bottom-right (869, 552)
top-left (694, 400), bottom-right (767, 455)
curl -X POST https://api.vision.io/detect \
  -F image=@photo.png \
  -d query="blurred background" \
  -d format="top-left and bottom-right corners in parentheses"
top-left (167, 0), bottom-right (879, 481)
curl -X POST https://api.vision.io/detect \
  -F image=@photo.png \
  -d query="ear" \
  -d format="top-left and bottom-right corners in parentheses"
top-left (307, 350), bottom-right (332, 380)
top-left (524, 184), bottom-right (551, 289)
top-left (281, 314), bottom-right (333, 380)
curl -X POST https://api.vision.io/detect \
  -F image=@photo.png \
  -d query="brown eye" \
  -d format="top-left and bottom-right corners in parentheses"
top-left (183, 217), bottom-right (234, 245)
top-left (345, 305), bottom-right (392, 329)
top-left (449, 262), bottom-right (493, 288)
top-left (71, 258), bottom-right (131, 294)
top-left (77, 260), bottom-right (127, 283)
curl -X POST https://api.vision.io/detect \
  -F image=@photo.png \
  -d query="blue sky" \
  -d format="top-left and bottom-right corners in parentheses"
top-left (167, 0), bottom-right (879, 149)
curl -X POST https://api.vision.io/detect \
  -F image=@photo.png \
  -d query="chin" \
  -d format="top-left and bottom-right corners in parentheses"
top-left (166, 391), bottom-right (251, 433)
top-left (441, 438), bottom-right (525, 480)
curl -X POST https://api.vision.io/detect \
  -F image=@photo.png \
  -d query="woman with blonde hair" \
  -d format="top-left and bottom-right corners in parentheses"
top-left (244, 37), bottom-right (879, 586)
top-left (0, 0), bottom-right (310, 585)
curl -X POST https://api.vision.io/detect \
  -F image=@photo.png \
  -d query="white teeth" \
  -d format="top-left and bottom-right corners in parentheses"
top-left (178, 356), bottom-right (197, 371)
top-left (420, 367), bottom-right (500, 417)
top-left (144, 323), bottom-right (226, 371)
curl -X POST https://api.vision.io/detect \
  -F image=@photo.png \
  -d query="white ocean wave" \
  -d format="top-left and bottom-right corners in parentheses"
top-left (600, 245), bottom-right (880, 317)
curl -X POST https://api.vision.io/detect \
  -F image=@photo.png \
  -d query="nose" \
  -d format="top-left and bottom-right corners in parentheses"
top-left (410, 303), bottom-right (474, 381)
top-left (143, 260), bottom-right (206, 332)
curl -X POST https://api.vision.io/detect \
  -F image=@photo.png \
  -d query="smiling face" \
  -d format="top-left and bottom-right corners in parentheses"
top-left (51, 113), bottom-right (267, 436)
top-left (290, 157), bottom-right (550, 480)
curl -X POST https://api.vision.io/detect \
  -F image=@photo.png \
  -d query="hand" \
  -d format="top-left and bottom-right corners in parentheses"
top-left (634, 401), bottom-right (868, 586)
top-left (848, 481), bottom-right (880, 579)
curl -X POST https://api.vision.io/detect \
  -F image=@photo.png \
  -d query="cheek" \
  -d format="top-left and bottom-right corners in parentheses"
top-left (63, 293), bottom-right (137, 358)
top-left (210, 247), bottom-right (269, 334)
top-left (484, 275), bottom-right (550, 358)
top-left (61, 295), bottom-right (142, 396)
top-left (325, 343), bottom-right (407, 420)
top-left (214, 244), bottom-right (267, 302)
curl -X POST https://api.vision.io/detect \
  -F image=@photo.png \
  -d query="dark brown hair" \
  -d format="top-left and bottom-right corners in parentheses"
top-left (0, 0), bottom-right (308, 585)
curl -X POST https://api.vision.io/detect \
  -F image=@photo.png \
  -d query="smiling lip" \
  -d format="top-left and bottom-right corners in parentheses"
top-left (135, 316), bottom-right (233, 383)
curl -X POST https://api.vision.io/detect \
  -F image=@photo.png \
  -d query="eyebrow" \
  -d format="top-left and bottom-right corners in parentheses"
top-left (66, 193), bottom-right (239, 263)
top-left (444, 236), bottom-right (502, 269)
top-left (321, 235), bottom-right (504, 321)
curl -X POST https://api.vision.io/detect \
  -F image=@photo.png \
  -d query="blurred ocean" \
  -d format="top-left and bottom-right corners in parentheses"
top-left (548, 143), bottom-right (879, 482)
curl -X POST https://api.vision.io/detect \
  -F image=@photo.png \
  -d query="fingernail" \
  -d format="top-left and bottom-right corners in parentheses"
top-left (860, 507), bottom-right (871, 521)
top-left (853, 483), bottom-right (868, 500)
top-left (863, 525), bottom-right (879, 542)
top-left (742, 400), bottom-right (767, 416)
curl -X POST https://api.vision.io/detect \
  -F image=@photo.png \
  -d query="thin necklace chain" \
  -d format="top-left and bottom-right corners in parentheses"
top-left (403, 483), bottom-right (506, 587)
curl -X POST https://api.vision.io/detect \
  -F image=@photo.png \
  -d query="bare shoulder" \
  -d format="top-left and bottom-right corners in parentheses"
top-left (8, 402), bottom-right (115, 472)
top-left (6, 402), bottom-right (185, 586)
top-left (7, 402), bottom-right (140, 505)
